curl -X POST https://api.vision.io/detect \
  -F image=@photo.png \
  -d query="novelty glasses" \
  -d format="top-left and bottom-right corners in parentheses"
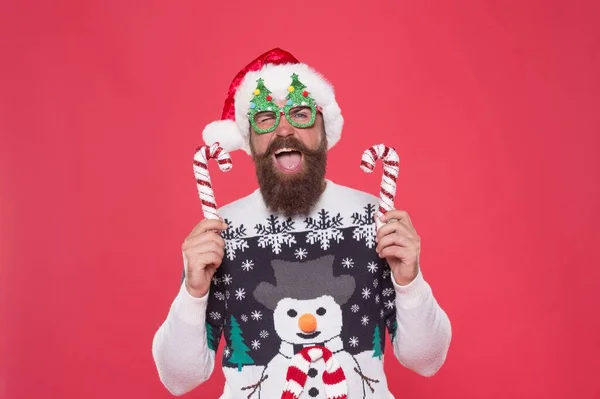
top-left (247, 74), bottom-right (318, 134)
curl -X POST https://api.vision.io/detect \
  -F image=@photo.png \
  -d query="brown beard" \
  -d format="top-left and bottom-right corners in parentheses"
top-left (250, 134), bottom-right (327, 217)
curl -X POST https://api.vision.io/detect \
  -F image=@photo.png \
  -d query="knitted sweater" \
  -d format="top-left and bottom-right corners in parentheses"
top-left (152, 180), bottom-right (452, 398)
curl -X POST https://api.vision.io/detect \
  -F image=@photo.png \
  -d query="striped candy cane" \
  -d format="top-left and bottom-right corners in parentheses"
top-left (360, 144), bottom-right (400, 229)
top-left (193, 142), bottom-right (232, 220)
top-left (282, 346), bottom-right (348, 399)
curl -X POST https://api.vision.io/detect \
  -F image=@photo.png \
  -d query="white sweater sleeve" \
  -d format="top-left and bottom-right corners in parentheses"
top-left (152, 282), bottom-right (218, 396)
top-left (390, 268), bottom-right (452, 377)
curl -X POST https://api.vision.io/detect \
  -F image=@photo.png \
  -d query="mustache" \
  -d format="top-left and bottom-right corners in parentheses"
top-left (265, 136), bottom-right (314, 157)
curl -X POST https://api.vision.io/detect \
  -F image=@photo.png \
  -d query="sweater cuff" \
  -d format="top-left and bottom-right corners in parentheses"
top-left (392, 268), bottom-right (432, 310)
top-left (171, 282), bottom-right (209, 326)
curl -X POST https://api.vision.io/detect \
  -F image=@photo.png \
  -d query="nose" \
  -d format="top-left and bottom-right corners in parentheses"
top-left (275, 112), bottom-right (294, 138)
top-left (298, 313), bottom-right (317, 333)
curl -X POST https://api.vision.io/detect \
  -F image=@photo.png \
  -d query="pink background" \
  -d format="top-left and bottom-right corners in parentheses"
top-left (1, 1), bottom-right (599, 398)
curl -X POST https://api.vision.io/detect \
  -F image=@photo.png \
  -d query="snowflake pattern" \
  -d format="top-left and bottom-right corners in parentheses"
top-left (255, 215), bottom-right (296, 254)
top-left (351, 304), bottom-right (360, 313)
top-left (240, 314), bottom-right (248, 322)
top-left (362, 288), bottom-right (371, 299)
top-left (349, 337), bottom-right (359, 347)
top-left (251, 310), bottom-right (263, 321)
top-left (241, 260), bottom-right (254, 271)
top-left (382, 288), bottom-right (394, 297)
top-left (222, 219), bottom-right (249, 260)
top-left (222, 274), bottom-right (233, 285)
top-left (294, 248), bottom-right (308, 259)
top-left (351, 204), bottom-right (377, 248)
top-left (214, 292), bottom-right (225, 301)
top-left (304, 210), bottom-right (344, 250)
top-left (382, 267), bottom-right (391, 279)
top-left (211, 276), bottom-right (220, 286)
top-left (380, 309), bottom-right (385, 319)
top-left (224, 347), bottom-right (231, 357)
top-left (361, 316), bottom-right (369, 326)
top-left (210, 311), bottom-right (221, 320)
top-left (260, 330), bottom-right (269, 339)
top-left (235, 288), bottom-right (246, 300)
top-left (375, 294), bottom-right (380, 304)
top-left (342, 258), bottom-right (354, 269)
top-left (367, 262), bottom-right (378, 273)
top-left (373, 279), bottom-right (378, 288)
top-left (385, 300), bottom-right (395, 310)
top-left (251, 340), bottom-right (261, 350)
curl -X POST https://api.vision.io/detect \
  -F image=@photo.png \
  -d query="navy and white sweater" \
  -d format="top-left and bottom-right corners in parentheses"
top-left (152, 180), bottom-right (452, 398)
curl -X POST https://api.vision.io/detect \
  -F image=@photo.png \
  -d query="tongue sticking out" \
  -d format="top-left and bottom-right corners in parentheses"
top-left (276, 151), bottom-right (302, 171)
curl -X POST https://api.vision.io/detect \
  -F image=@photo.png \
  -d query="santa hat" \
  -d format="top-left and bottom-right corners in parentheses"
top-left (202, 48), bottom-right (344, 154)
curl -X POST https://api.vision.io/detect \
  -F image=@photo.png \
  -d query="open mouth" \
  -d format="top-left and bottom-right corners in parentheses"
top-left (274, 148), bottom-right (303, 173)
top-left (296, 331), bottom-right (321, 339)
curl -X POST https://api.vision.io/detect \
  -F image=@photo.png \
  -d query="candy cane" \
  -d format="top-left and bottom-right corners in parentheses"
top-left (360, 144), bottom-right (399, 229)
top-left (282, 346), bottom-right (348, 399)
top-left (193, 142), bottom-right (232, 220)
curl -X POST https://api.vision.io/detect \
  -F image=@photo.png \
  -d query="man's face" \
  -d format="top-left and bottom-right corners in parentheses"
top-left (249, 102), bottom-right (327, 217)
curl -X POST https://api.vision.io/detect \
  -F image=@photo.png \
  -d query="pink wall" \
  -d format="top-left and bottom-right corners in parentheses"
top-left (1, 1), bottom-right (599, 398)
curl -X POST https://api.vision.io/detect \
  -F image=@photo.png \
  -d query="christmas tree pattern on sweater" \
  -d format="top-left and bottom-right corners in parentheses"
top-left (203, 181), bottom-right (399, 398)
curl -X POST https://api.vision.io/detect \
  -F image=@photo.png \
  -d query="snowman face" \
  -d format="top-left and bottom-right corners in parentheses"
top-left (273, 295), bottom-right (343, 344)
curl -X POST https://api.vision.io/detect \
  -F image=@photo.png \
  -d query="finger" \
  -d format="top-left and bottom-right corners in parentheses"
top-left (186, 252), bottom-right (224, 272)
top-left (380, 210), bottom-right (415, 231)
top-left (183, 230), bottom-right (225, 249)
top-left (186, 252), bottom-right (223, 274)
top-left (183, 240), bottom-right (225, 260)
top-left (379, 245), bottom-right (413, 261)
top-left (201, 252), bottom-right (224, 269)
top-left (188, 218), bottom-right (228, 237)
top-left (376, 233), bottom-right (416, 254)
top-left (376, 219), bottom-right (415, 242)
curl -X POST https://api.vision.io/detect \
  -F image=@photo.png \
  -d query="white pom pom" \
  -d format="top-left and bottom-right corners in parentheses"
top-left (202, 120), bottom-right (249, 154)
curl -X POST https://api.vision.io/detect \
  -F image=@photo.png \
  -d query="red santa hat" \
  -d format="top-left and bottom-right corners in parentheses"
top-left (202, 48), bottom-right (344, 154)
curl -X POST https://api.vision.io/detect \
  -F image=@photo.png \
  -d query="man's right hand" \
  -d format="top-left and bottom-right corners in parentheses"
top-left (181, 218), bottom-right (228, 298)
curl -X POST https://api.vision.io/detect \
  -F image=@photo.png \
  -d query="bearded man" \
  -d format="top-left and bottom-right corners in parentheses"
top-left (152, 48), bottom-right (452, 399)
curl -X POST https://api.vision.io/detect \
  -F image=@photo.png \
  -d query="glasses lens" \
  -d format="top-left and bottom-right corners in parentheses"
top-left (287, 106), bottom-right (314, 127)
top-left (253, 111), bottom-right (278, 131)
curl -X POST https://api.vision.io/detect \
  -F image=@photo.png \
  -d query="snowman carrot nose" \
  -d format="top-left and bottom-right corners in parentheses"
top-left (298, 313), bottom-right (317, 333)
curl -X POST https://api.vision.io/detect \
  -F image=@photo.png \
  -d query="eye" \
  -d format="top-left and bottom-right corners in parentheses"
top-left (256, 112), bottom-right (276, 123)
top-left (290, 107), bottom-right (312, 120)
top-left (287, 309), bottom-right (298, 317)
top-left (316, 307), bottom-right (326, 316)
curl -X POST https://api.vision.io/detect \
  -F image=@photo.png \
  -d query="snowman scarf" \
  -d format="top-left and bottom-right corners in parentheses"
top-left (281, 346), bottom-right (348, 399)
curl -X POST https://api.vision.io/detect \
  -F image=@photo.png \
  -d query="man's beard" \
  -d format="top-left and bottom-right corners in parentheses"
top-left (250, 135), bottom-right (327, 218)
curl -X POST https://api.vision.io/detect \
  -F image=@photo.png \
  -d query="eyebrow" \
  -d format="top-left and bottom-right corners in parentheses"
top-left (289, 106), bottom-right (310, 112)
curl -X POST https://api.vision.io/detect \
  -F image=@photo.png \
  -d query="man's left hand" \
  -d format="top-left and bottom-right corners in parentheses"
top-left (375, 209), bottom-right (421, 286)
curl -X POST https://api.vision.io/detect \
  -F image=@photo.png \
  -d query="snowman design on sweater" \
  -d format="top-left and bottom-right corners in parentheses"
top-left (205, 181), bottom-right (398, 399)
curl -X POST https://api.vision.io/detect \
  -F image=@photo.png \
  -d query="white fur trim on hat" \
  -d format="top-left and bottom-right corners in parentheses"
top-left (202, 119), bottom-right (250, 154)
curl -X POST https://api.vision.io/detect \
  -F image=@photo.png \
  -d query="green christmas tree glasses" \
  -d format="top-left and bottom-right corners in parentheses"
top-left (247, 73), bottom-right (318, 134)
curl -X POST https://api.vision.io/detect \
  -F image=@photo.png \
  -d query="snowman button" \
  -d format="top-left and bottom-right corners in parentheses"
top-left (308, 387), bottom-right (319, 397)
top-left (308, 368), bottom-right (318, 378)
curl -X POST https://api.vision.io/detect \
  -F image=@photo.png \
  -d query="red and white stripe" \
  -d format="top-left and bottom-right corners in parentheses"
top-left (193, 142), bottom-right (232, 220)
top-left (360, 144), bottom-right (400, 229)
top-left (282, 346), bottom-right (347, 399)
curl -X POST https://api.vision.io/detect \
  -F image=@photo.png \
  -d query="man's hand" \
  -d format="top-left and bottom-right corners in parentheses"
top-left (375, 210), bottom-right (421, 286)
top-left (181, 219), bottom-right (228, 298)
